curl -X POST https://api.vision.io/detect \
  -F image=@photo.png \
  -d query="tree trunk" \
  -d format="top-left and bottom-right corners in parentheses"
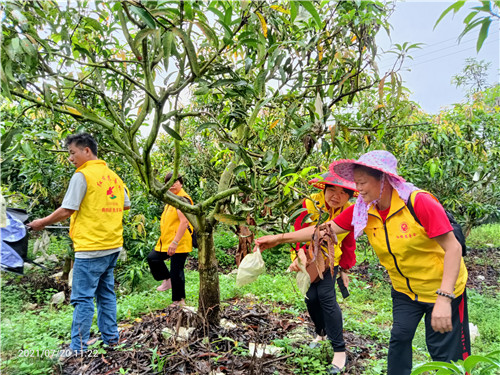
top-left (197, 220), bottom-right (220, 324)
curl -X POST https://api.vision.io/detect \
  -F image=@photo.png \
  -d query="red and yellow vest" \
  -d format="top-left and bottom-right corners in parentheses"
top-left (364, 189), bottom-right (468, 303)
top-left (155, 188), bottom-right (193, 253)
top-left (293, 191), bottom-right (350, 266)
top-left (69, 160), bottom-right (126, 251)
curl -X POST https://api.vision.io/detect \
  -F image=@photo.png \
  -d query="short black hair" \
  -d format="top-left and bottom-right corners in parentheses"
top-left (353, 164), bottom-right (384, 180)
top-left (65, 133), bottom-right (98, 156)
top-left (164, 172), bottom-right (183, 185)
top-left (343, 187), bottom-right (355, 198)
top-left (324, 185), bottom-right (355, 199)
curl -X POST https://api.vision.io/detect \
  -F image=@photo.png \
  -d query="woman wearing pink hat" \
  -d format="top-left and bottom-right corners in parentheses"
top-left (291, 172), bottom-right (358, 373)
top-left (255, 150), bottom-right (470, 375)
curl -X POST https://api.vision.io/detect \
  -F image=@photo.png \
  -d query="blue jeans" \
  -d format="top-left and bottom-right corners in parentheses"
top-left (70, 252), bottom-right (120, 351)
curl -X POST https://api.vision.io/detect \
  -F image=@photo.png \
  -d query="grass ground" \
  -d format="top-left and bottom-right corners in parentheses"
top-left (1, 224), bottom-right (499, 374)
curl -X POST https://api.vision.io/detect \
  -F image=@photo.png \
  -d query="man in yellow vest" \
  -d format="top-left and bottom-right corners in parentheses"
top-left (28, 133), bottom-right (130, 356)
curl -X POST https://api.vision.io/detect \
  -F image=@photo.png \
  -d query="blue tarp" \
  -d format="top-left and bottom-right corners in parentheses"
top-left (1, 212), bottom-right (26, 269)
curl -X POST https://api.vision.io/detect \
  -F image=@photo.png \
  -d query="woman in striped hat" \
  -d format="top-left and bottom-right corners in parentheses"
top-left (291, 171), bottom-right (358, 374)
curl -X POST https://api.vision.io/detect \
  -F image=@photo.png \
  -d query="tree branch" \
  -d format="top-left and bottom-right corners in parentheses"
top-left (201, 187), bottom-right (242, 212)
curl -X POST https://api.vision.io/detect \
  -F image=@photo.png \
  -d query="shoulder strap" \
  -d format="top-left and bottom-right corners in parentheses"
top-left (406, 189), bottom-right (441, 226)
top-left (406, 190), bottom-right (428, 226)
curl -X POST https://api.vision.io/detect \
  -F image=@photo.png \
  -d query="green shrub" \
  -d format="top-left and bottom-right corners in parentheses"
top-left (466, 223), bottom-right (500, 249)
top-left (215, 247), bottom-right (234, 269)
top-left (261, 245), bottom-right (292, 271)
top-left (214, 231), bottom-right (238, 250)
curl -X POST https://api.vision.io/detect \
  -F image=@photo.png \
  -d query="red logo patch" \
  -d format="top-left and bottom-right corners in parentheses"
top-left (400, 222), bottom-right (409, 233)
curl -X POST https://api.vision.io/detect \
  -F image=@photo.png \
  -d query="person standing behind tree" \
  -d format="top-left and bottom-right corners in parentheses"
top-left (256, 150), bottom-right (470, 375)
top-left (28, 133), bottom-right (131, 355)
top-left (147, 173), bottom-right (193, 307)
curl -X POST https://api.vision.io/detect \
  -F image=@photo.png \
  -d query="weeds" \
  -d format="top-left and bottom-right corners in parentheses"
top-left (466, 223), bottom-right (500, 249)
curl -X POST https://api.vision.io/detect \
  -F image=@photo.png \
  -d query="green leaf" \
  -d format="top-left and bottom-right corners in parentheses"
top-left (207, 6), bottom-right (224, 20)
top-left (162, 123), bottom-right (183, 141)
top-left (234, 164), bottom-right (249, 176)
top-left (458, 18), bottom-right (484, 42)
top-left (280, 168), bottom-right (296, 177)
top-left (183, 0), bottom-right (193, 20)
top-left (162, 31), bottom-right (173, 71)
top-left (193, 85), bottom-right (209, 95)
top-left (238, 147), bottom-right (254, 168)
top-left (464, 355), bottom-right (500, 372)
top-left (10, 9), bottom-right (28, 31)
top-left (238, 38), bottom-right (260, 48)
top-left (19, 37), bottom-right (37, 58)
top-left (288, 207), bottom-right (308, 223)
top-left (254, 70), bottom-right (266, 97)
top-left (237, 183), bottom-right (253, 194)
top-left (265, 152), bottom-right (279, 170)
top-left (210, 78), bottom-right (237, 88)
top-left (298, 0), bottom-right (322, 29)
top-left (83, 16), bottom-right (102, 31)
top-left (43, 82), bottom-right (52, 107)
top-left (476, 18), bottom-right (491, 52)
top-left (222, 142), bottom-right (239, 151)
top-left (434, 1), bottom-right (466, 29)
top-left (463, 11), bottom-right (479, 25)
top-left (245, 57), bottom-right (253, 74)
top-left (11, 37), bottom-right (22, 59)
top-left (171, 27), bottom-right (199, 76)
top-left (214, 213), bottom-right (246, 225)
top-left (411, 361), bottom-right (462, 375)
top-left (290, 1), bottom-right (298, 22)
top-left (194, 21), bottom-right (219, 49)
top-left (196, 122), bottom-right (219, 132)
top-left (0, 62), bottom-right (13, 100)
top-left (21, 141), bottom-right (33, 158)
top-left (130, 6), bottom-right (156, 29)
top-left (1, 127), bottom-right (22, 153)
top-left (134, 28), bottom-right (156, 49)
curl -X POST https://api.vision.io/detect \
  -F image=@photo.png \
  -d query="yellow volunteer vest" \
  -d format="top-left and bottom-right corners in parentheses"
top-left (364, 189), bottom-right (468, 303)
top-left (69, 160), bottom-right (126, 251)
top-left (292, 191), bottom-right (350, 266)
top-left (155, 188), bottom-right (193, 253)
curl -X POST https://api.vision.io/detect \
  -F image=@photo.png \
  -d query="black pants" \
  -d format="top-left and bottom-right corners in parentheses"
top-left (305, 266), bottom-right (345, 352)
top-left (147, 250), bottom-right (188, 302)
top-left (388, 288), bottom-right (471, 375)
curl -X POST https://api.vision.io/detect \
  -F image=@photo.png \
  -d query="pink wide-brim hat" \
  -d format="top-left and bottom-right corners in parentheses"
top-left (329, 150), bottom-right (406, 183)
top-left (308, 171), bottom-right (358, 193)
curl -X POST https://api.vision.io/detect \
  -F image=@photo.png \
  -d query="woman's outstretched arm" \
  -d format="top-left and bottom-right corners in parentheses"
top-left (254, 221), bottom-right (348, 252)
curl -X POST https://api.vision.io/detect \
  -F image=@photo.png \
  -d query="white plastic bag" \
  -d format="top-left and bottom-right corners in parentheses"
top-left (295, 258), bottom-right (311, 297)
top-left (236, 250), bottom-right (266, 287)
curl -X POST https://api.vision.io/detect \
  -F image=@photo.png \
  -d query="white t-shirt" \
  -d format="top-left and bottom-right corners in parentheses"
top-left (62, 172), bottom-right (130, 259)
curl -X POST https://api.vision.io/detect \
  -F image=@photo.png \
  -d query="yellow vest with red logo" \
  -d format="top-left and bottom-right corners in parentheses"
top-left (155, 188), bottom-right (193, 253)
top-left (70, 160), bottom-right (126, 251)
top-left (292, 191), bottom-right (350, 266)
top-left (364, 189), bottom-right (468, 303)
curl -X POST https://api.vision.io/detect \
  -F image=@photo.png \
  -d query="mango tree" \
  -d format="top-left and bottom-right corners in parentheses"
top-left (2, 0), bottom-right (401, 322)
